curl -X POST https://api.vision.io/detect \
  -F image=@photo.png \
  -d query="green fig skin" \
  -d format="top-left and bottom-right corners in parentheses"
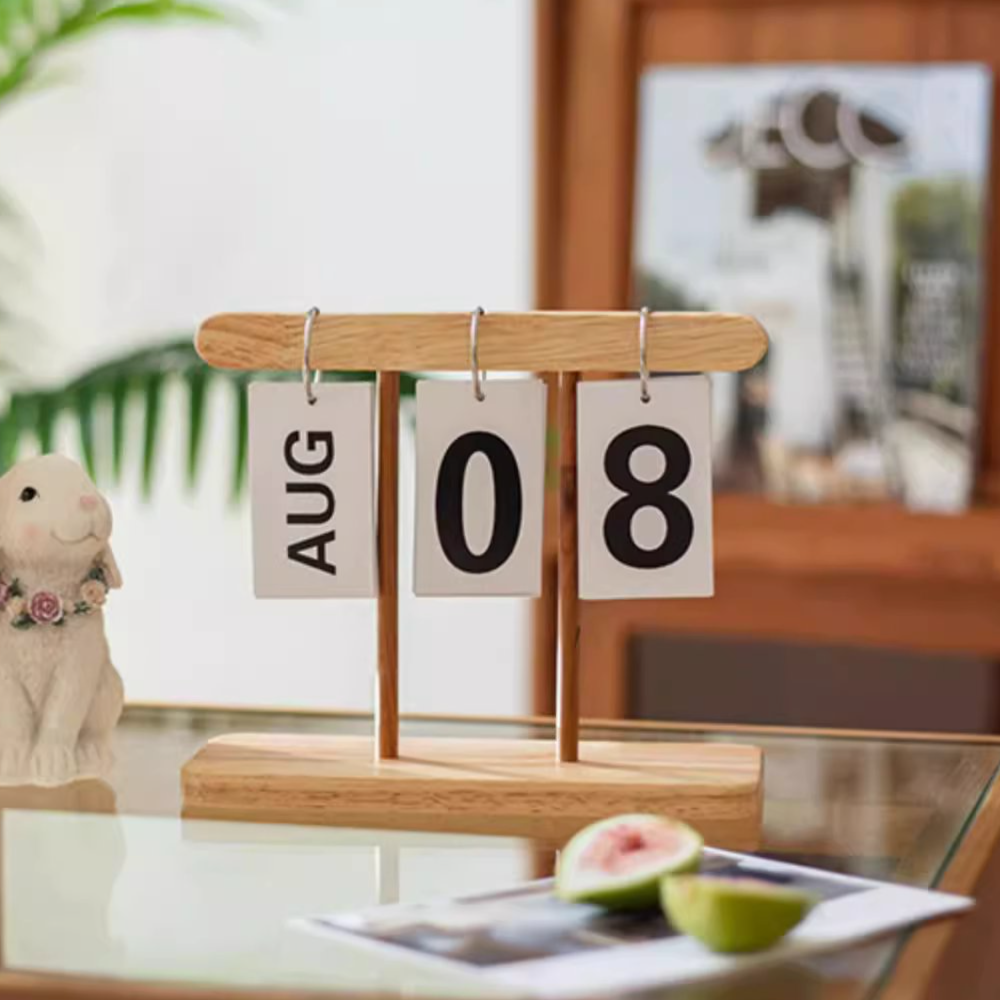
top-left (556, 814), bottom-right (703, 911)
top-left (661, 875), bottom-right (816, 953)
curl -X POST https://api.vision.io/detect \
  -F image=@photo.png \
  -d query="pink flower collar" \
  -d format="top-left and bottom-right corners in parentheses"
top-left (0, 565), bottom-right (110, 629)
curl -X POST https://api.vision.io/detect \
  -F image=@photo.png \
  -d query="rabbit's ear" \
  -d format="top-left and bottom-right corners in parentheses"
top-left (99, 545), bottom-right (123, 589)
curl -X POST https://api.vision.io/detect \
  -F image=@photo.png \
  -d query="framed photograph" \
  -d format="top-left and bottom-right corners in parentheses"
top-left (634, 64), bottom-right (992, 511)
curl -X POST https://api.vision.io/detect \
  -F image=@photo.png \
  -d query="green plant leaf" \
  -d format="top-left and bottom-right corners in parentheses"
top-left (73, 381), bottom-right (97, 478)
top-left (141, 370), bottom-right (163, 498)
top-left (35, 392), bottom-right (56, 454)
top-left (0, 333), bottom-right (420, 499)
top-left (230, 375), bottom-right (248, 502)
top-left (110, 373), bottom-right (129, 481)
top-left (0, 392), bottom-right (24, 471)
top-left (94, 2), bottom-right (236, 25)
top-left (184, 365), bottom-right (208, 488)
top-left (0, 0), bottom-right (242, 103)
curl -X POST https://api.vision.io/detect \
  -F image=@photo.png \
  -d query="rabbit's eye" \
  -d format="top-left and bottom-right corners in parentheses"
top-left (18, 487), bottom-right (38, 502)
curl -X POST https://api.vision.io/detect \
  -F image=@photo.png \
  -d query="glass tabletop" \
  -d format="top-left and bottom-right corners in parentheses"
top-left (1, 706), bottom-right (997, 998)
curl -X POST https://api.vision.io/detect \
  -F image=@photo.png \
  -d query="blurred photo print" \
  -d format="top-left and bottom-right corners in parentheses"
top-left (298, 850), bottom-right (969, 998)
top-left (633, 65), bottom-right (992, 511)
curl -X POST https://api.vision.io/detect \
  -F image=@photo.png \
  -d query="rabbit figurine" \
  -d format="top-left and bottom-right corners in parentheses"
top-left (0, 455), bottom-right (123, 786)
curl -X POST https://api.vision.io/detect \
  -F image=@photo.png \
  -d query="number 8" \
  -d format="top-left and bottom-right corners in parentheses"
top-left (602, 425), bottom-right (694, 569)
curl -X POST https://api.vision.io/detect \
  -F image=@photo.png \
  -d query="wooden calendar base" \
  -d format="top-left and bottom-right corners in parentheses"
top-left (181, 735), bottom-right (763, 849)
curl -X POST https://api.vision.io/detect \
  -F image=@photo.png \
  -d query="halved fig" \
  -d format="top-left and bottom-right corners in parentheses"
top-left (662, 874), bottom-right (816, 952)
top-left (556, 813), bottom-right (703, 910)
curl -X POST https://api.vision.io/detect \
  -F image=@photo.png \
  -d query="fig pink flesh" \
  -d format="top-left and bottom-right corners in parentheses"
top-left (578, 822), bottom-right (684, 876)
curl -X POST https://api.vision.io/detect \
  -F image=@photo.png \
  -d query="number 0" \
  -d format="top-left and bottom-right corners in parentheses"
top-left (435, 432), bottom-right (522, 573)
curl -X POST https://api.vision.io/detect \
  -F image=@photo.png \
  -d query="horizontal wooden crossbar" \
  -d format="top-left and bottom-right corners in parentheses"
top-left (196, 311), bottom-right (767, 373)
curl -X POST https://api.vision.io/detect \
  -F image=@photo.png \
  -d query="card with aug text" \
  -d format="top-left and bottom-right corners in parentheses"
top-left (248, 382), bottom-right (377, 598)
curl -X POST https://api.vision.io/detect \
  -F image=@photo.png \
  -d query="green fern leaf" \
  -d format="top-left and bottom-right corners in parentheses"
top-left (35, 392), bottom-right (56, 454)
top-left (73, 381), bottom-right (97, 478)
top-left (0, 0), bottom-right (239, 103)
top-left (0, 392), bottom-right (24, 471)
top-left (184, 365), bottom-right (208, 489)
top-left (141, 370), bottom-right (163, 498)
top-left (94, 2), bottom-right (236, 26)
top-left (0, 334), bottom-right (420, 497)
top-left (230, 374), bottom-right (248, 502)
top-left (110, 373), bottom-right (129, 481)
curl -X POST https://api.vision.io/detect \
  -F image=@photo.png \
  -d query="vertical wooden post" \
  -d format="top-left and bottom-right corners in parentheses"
top-left (557, 372), bottom-right (580, 762)
top-left (376, 371), bottom-right (400, 760)
top-left (532, 373), bottom-right (560, 717)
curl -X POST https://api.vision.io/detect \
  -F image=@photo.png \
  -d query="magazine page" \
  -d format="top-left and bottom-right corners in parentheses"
top-left (633, 64), bottom-right (992, 511)
top-left (297, 848), bottom-right (970, 998)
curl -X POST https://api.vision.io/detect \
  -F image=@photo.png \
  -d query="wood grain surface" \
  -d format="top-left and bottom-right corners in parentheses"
top-left (196, 311), bottom-right (767, 373)
top-left (182, 734), bottom-right (763, 848)
top-left (557, 372), bottom-right (580, 761)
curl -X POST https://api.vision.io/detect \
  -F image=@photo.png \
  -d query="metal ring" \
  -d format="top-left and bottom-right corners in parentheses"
top-left (638, 306), bottom-right (651, 403)
top-left (302, 306), bottom-right (320, 405)
top-left (469, 306), bottom-right (486, 402)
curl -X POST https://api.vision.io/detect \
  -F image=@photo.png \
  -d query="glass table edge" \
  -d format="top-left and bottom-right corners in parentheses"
top-left (868, 757), bottom-right (1000, 999)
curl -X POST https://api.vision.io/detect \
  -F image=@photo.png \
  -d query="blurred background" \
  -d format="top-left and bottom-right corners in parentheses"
top-left (2, 0), bottom-right (999, 731)
top-left (0, 0), bottom-right (533, 714)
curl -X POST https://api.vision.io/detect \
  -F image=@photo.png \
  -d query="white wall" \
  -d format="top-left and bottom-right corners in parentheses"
top-left (0, 0), bottom-right (535, 714)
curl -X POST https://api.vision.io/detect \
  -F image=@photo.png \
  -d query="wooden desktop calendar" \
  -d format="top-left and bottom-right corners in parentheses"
top-left (182, 310), bottom-right (768, 847)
